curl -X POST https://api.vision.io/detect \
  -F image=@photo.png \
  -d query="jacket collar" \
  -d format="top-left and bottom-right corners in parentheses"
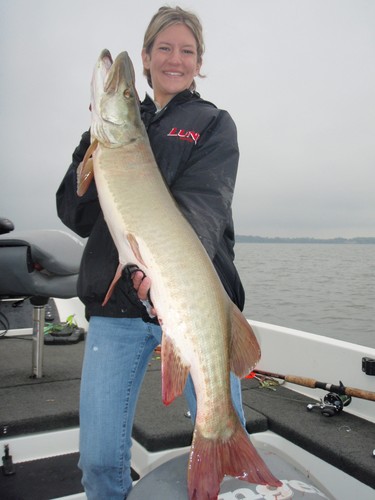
top-left (141, 89), bottom-right (201, 115)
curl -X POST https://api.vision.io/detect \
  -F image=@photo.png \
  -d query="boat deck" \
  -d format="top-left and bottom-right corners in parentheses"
top-left (1, 300), bottom-right (374, 499)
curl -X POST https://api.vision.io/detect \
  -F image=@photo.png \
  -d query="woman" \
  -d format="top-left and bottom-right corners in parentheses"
top-left (57, 6), bottom-right (246, 499)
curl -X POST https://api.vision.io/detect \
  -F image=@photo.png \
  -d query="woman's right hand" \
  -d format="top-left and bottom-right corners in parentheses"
top-left (131, 270), bottom-right (157, 317)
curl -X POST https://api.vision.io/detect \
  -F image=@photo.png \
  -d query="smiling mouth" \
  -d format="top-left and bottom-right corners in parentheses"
top-left (164, 71), bottom-right (183, 77)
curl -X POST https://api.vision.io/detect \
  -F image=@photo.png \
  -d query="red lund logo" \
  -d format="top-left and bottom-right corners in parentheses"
top-left (167, 127), bottom-right (200, 145)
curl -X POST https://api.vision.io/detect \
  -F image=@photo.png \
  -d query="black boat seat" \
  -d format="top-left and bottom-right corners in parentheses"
top-left (0, 230), bottom-right (83, 299)
top-left (0, 227), bottom-right (84, 378)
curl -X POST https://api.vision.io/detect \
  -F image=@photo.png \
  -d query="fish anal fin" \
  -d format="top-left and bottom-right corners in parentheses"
top-left (230, 303), bottom-right (261, 378)
top-left (102, 263), bottom-right (124, 306)
top-left (161, 334), bottom-right (190, 406)
top-left (127, 233), bottom-right (147, 268)
top-left (77, 139), bottom-right (98, 196)
top-left (188, 419), bottom-right (282, 499)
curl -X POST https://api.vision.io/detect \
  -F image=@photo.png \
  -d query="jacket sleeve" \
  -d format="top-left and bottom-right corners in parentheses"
top-left (170, 110), bottom-right (239, 260)
top-left (56, 131), bottom-right (101, 238)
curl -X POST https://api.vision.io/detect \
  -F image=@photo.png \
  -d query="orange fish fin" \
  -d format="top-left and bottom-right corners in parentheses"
top-left (127, 233), bottom-right (147, 268)
top-left (102, 263), bottom-right (124, 306)
top-left (161, 334), bottom-right (190, 406)
top-left (230, 303), bottom-right (261, 378)
top-left (77, 139), bottom-right (98, 196)
top-left (188, 417), bottom-right (281, 499)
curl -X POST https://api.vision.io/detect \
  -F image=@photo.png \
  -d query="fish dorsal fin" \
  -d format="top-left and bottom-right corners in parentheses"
top-left (230, 303), bottom-right (261, 378)
top-left (77, 139), bottom-right (98, 196)
top-left (161, 333), bottom-right (190, 406)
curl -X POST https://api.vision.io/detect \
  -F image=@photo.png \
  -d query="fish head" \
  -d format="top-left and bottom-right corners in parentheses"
top-left (90, 50), bottom-right (142, 147)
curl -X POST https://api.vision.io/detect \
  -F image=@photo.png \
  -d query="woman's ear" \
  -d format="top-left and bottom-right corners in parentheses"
top-left (141, 48), bottom-right (151, 70)
top-left (195, 60), bottom-right (202, 77)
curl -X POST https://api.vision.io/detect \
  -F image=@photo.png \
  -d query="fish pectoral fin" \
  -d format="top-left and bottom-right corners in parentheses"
top-left (102, 262), bottom-right (124, 306)
top-left (161, 334), bottom-right (190, 406)
top-left (77, 139), bottom-right (98, 196)
top-left (127, 234), bottom-right (147, 268)
top-left (230, 303), bottom-right (261, 378)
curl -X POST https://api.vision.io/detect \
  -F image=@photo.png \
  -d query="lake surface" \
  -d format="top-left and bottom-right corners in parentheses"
top-left (234, 243), bottom-right (375, 349)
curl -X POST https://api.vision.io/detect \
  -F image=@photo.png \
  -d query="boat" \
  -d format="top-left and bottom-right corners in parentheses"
top-left (0, 225), bottom-right (374, 499)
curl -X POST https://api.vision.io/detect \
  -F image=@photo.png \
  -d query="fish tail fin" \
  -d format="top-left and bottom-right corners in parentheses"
top-left (188, 418), bottom-right (281, 499)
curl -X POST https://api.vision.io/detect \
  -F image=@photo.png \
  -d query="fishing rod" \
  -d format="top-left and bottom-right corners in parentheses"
top-left (253, 369), bottom-right (375, 402)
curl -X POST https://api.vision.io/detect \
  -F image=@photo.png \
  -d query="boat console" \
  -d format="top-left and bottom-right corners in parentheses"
top-left (0, 218), bottom-right (84, 378)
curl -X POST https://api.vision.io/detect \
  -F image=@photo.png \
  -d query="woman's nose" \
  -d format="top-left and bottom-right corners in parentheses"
top-left (168, 48), bottom-right (181, 64)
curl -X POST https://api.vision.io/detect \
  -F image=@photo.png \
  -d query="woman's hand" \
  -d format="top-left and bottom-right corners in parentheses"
top-left (131, 270), bottom-right (157, 317)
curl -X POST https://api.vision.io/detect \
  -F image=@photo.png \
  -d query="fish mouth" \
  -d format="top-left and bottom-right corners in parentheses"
top-left (91, 50), bottom-right (140, 145)
top-left (101, 51), bottom-right (136, 96)
top-left (100, 49), bottom-right (113, 70)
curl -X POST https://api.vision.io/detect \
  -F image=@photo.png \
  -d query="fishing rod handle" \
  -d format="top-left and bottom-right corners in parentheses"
top-left (344, 387), bottom-right (375, 402)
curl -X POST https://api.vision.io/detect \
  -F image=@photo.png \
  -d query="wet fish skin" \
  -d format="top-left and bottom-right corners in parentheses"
top-left (78, 49), bottom-right (281, 499)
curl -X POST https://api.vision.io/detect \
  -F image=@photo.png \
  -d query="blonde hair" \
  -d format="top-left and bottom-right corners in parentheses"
top-left (142, 6), bottom-right (205, 90)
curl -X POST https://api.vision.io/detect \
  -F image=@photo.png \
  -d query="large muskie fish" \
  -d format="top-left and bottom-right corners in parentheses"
top-left (78, 49), bottom-right (281, 499)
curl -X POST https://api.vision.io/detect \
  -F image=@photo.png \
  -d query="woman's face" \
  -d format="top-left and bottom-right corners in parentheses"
top-left (142, 23), bottom-right (201, 108)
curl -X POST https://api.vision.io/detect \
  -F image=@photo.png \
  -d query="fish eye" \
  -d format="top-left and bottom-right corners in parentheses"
top-left (123, 88), bottom-right (131, 99)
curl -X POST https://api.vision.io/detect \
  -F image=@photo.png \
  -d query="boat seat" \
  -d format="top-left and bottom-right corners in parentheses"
top-left (0, 221), bottom-right (84, 378)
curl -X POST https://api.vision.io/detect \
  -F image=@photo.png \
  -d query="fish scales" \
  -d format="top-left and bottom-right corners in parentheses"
top-left (102, 169), bottom-right (229, 373)
top-left (78, 49), bottom-right (281, 499)
top-left (95, 144), bottom-right (232, 407)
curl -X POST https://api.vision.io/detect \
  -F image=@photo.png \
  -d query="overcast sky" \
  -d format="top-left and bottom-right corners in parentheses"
top-left (1, 0), bottom-right (374, 238)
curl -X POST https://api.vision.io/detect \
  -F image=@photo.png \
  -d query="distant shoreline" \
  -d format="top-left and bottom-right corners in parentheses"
top-left (236, 235), bottom-right (375, 244)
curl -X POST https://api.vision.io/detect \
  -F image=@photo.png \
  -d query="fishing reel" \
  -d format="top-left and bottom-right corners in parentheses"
top-left (307, 392), bottom-right (352, 417)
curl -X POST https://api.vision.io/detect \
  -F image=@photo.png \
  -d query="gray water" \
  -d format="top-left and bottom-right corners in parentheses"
top-left (234, 243), bottom-right (375, 349)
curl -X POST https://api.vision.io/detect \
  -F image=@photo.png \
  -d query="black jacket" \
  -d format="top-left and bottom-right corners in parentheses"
top-left (56, 90), bottom-right (245, 320)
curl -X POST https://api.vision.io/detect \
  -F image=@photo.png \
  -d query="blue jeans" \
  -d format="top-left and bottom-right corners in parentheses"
top-left (78, 316), bottom-right (246, 499)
